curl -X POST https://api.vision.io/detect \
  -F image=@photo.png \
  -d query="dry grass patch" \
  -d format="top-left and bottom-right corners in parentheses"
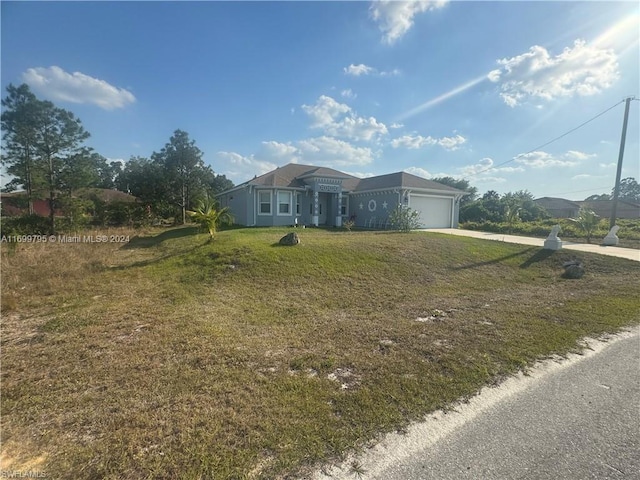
top-left (1, 227), bottom-right (639, 479)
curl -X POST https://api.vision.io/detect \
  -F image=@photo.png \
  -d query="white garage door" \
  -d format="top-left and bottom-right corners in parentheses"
top-left (410, 195), bottom-right (453, 228)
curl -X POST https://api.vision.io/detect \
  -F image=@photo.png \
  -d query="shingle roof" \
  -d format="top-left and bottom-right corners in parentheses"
top-left (246, 163), bottom-right (357, 188)
top-left (354, 171), bottom-right (464, 193)
top-left (226, 163), bottom-right (465, 195)
top-left (534, 197), bottom-right (582, 208)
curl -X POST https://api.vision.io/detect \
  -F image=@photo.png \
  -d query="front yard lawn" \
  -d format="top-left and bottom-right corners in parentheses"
top-left (2, 227), bottom-right (639, 479)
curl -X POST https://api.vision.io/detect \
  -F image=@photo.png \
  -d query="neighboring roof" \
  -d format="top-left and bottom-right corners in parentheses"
top-left (579, 199), bottom-right (640, 208)
top-left (76, 188), bottom-right (138, 203)
top-left (220, 163), bottom-right (465, 195)
top-left (534, 197), bottom-right (581, 208)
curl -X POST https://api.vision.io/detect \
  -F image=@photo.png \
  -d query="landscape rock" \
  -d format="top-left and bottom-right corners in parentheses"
top-left (279, 232), bottom-right (300, 246)
top-left (562, 260), bottom-right (585, 279)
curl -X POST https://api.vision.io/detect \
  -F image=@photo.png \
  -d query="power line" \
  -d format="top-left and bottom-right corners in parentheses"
top-left (467, 99), bottom-right (627, 177)
top-left (545, 186), bottom-right (611, 197)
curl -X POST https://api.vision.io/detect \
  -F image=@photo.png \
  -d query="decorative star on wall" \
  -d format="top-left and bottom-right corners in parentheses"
top-left (382, 201), bottom-right (388, 209)
top-left (359, 203), bottom-right (364, 210)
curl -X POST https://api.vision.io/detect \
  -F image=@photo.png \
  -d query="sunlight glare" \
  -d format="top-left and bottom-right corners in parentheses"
top-left (396, 74), bottom-right (487, 121)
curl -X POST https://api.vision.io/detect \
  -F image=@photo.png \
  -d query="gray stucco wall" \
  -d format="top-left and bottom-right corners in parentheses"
top-left (218, 188), bottom-right (250, 226)
top-left (349, 191), bottom-right (401, 228)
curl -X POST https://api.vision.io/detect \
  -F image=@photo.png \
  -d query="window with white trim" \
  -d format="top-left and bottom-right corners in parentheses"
top-left (277, 191), bottom-right (292, 215)
top-left (258, 191), bottom-right (272, 215)
top-left (296, 194), bottom-right (301, 215)
top-left (340, 197), bottom-right (348, 216)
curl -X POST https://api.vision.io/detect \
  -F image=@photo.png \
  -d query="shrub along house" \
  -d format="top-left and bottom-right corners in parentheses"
top-left (217, 163), bottom-right (466, 229)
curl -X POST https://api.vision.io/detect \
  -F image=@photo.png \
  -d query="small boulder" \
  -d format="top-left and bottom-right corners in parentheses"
top-left (562, 260), bottom-right (584, 279)
top-left (279, 232), bottom-right (300, 246)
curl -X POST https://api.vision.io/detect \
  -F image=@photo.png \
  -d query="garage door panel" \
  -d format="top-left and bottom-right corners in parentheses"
top-left (410, 196), bottom-right (452, 228)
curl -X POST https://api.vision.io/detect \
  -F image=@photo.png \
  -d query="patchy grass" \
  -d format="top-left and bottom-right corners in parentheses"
top-left (2, 226), bottom-right (639, 479)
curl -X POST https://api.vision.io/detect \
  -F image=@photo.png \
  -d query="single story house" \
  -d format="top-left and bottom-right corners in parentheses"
top-left (533, 197), bottom-right (581, 218)
top-left (217, 163), bottom-right (466, 229)
top-left (534, 197), bottom-right (640, 219)
top-left (578, 199), bottom-right (640, 219)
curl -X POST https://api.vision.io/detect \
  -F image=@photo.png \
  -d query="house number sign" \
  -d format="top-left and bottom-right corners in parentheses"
top-left (318, 184), bottom-right (340, 192)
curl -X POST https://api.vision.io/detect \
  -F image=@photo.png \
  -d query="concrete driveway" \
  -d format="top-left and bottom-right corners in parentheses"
top-left (426, 228), bottom-right (640, 262)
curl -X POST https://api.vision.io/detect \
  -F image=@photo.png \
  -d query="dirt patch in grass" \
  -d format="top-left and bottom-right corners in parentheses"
top-left (2, 227), bottom-right (639, 479)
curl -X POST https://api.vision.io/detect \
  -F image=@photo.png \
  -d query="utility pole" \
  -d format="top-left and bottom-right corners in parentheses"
top-left (609, 96), bottom-right (633, 229)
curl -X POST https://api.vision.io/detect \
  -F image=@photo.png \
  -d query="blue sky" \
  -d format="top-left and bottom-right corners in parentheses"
top-left (2, 1), bottom-right (638, 200)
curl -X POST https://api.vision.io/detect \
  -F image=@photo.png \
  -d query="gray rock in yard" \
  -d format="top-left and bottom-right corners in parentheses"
top-left (279, 232), bottom-right (300, 246)
top-left (562, 260), bottom-right (585, 279)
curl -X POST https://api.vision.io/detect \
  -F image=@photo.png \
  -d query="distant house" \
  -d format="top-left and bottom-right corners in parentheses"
top-left (217, 163), bottom-right (466, 229)
top-left (578, 199), bottom-right (640, 219)
top-left (534, 197), bottom-right (581, 218)
top-left (534, 196), bottom-right (640, 219)
top-left (0, 189), bottom-right (138, 217)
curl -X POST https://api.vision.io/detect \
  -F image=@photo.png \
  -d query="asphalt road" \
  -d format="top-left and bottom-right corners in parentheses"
top-left (314, 327), bottom-right (640, 480)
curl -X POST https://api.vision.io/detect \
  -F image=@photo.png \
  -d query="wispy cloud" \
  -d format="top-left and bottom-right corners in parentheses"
top-left (341, 89), bottom-right (356, 99)
top-left (489, 40), bottom-right (619, 107)
top-left (343, 63), bottom-right (400, 77)
top-left (369, 0), bottom-right (448, 45)
top-left (22, 66), bottom-right (135, 110)
top-left (391, 133), bottom-right (466, 151)
top-left (514, 150), bottom-right (595, 168)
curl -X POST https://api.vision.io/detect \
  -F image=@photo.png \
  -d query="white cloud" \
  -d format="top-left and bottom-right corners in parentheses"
top-left (487, 69), bottom-right (502, 82)
top-left (261, 141), bottom-right (299, 159)
top-left (327, 116), bottom-right (388, 142)
top-left (302, 96), bottom-right (352, 128)
top-left (379, 68), bottom-right (401, 77)
top-left (252, 136), bottom-right (376, 171)
top-left (389, 122), bottom-right (404, 129)
top-left (341, 89), bottom-right (356, 99)
top-left (296, 136), bottom-right (375, 167)
top-left (22, 66), bottom-right (135, 110)
top-left (565, 150), bottom-right (596, 161)
top-left (599, 162), bottom-right (616, 168)
top-left (571, 174), bottom-right (594, 180)
top-left (458, 157), bottom-right (525, 177)
top-left (370, 0), bottom-right (448, 44)
top-left (217, 151), bottom-right (278, 182)
top-left (491, 40), bottom-right (619, 107)
top-left (343, 63), bottom-right (400, 77)
top-left (391, 133), bottom-right (466, 151)
top-left (302, 95), bottom-right (388, 142)
top-left (343, 171), bottom-right (375, 179)
top-left (404, 166), bottom-right (432, 178)
top-left (514, 150), bottom-right (595, 168)
top-left (344, 64), bottom-right (375, 76)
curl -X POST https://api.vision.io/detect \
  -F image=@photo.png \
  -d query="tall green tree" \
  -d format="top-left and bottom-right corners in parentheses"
top-left (152, 130), bottom-right (208, 224)
top-left (2, 84), bottom-right (90, 232)
top-left (1, 84), bottom-right (45, 213)
top-left (34, 98), bottom-right (90, 233)
top-left (432, 176), bottom-right (478, 206)
top-left (614, 177), bottom-right (640, 202)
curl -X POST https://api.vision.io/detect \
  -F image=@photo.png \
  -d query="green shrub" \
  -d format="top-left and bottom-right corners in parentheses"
top-left (389, 205), bottom-right (421, 232)
top-left (0, 214), bottom-right (51, 236)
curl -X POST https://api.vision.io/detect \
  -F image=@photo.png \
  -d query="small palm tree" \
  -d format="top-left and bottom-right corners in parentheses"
top-left (186, 196), bottom-right (233, 239)
top-left (503, 203), bottom-right (521, 234)
top-left (570, 208), bottom-right (600, 244)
